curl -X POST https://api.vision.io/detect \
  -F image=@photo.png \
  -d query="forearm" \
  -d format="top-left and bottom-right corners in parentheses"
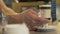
top-left (2, 8), bottom-right (17, 16)
top-left (0, 0), bottom-right (17, 15)
top-left (0, 0), bottom-right (8, 10)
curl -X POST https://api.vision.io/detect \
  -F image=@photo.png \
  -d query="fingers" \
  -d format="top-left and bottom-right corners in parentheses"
top-left (24, 11), bottom-right (49, 25)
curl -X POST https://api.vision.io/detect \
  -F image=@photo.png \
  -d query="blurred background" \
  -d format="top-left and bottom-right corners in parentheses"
top-left (0, 0), bottom-right (60, 34)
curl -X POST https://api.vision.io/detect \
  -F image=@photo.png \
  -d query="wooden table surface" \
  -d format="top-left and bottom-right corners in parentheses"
top-left (0, 29), bottom-right (57, 34)
top-left (30, 30), bottom-right (57, 34)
